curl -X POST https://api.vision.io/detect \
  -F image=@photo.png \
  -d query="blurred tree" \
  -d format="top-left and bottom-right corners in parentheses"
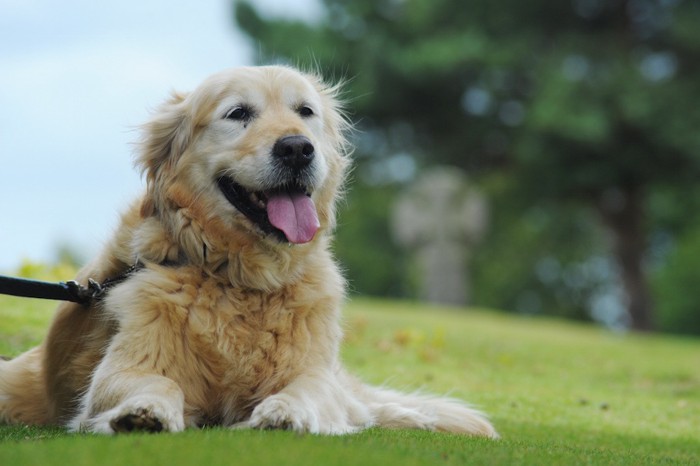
top-left (471, 174), bottom-right (616, 323)
top-left (234, 0), bottom-right (700, 331)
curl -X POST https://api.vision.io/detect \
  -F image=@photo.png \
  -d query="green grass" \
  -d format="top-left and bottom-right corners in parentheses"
top-left (1, 294), bottom-right (699, 465)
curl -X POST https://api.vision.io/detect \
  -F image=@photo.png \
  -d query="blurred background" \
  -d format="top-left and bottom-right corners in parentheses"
top-left (2, 0), bottom-right (700, 336)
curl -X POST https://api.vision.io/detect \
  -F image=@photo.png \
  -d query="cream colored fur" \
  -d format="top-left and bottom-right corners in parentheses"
top-left (0, 66), bottom-right (497, 437)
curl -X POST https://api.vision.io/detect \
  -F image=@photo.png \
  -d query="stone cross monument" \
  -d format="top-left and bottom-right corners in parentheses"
top-left (391, 166), bottom-right (488, 306)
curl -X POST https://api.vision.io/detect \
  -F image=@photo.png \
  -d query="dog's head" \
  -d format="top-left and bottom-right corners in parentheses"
top-left (134, 66), bottom-right (350, 268)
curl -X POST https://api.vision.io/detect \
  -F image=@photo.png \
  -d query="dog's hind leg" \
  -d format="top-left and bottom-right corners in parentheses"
top-left (0, 346), bottom-right (50, 425)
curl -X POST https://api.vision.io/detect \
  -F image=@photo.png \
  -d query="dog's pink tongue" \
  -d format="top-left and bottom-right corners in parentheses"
top-left (266, 192), bottom-right (320, 244)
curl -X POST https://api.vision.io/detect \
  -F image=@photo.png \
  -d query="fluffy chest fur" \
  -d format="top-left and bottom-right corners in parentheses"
top-left (101, 263), bottom-right (343, 426)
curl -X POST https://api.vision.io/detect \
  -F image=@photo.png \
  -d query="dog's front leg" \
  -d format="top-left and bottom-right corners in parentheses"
top-left (241, 368), bottom-right (372, 435)
top-left (69, 355), bottom-right (186, 434)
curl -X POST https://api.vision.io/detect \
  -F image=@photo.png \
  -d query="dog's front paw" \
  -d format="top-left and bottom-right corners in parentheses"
top-left (73, 396), bottom-right (185, 434)
top-left (245, 394), bottom-right (320, 433)
top-left (240, 393), bottom-right (362, 435)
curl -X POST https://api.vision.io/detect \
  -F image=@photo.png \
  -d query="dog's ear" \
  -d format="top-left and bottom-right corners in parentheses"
top-left (136, 92), bottom-right (192, 182)
top-left (137, 92), bottom-right (191, 217)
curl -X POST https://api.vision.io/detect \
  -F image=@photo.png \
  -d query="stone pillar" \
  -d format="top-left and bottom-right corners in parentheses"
top-left (391, 167), bottom-right (488, 306)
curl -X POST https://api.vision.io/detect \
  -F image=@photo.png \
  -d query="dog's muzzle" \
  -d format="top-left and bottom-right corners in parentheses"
top-left (217, 135), bottom-right (321, 245)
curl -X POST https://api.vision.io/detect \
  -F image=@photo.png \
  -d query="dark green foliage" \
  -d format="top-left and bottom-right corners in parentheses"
top-left (471, 176), bottom-right (611, 321)
top-left (653, 226), bottom-right (700, 335)
top-left (334, 183), bottom-right (407, 297)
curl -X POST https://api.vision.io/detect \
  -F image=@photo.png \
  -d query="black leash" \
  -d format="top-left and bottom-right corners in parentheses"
top-left (0, 262), bottom-right (144, 305)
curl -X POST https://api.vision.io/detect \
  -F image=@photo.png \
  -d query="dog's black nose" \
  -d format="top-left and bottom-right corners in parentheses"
top-left (272, 135), bottom-right (315, 169)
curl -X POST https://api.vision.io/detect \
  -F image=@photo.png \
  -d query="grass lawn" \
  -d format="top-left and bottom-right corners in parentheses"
top-left (1, 292), bottom-right (698, 465)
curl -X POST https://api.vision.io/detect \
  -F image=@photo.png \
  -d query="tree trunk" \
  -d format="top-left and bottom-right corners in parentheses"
top-left (597, 187), bottom-right (654, 331)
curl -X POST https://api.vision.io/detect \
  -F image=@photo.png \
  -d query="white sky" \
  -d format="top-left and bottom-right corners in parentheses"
top-left (0, 0), bottom-right (321, 271)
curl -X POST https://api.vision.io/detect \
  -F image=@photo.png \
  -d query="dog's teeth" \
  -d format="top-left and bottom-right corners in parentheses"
top-left (249, 192), bottom-right (266, 209)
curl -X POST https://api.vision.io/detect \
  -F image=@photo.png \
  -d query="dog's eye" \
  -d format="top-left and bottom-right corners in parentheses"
top-left (224, 106), bottom-right (252, 121)
top-left (298, 106), bottom-right (314, 118)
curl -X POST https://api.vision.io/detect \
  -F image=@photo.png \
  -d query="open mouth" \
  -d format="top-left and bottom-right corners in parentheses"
top-left (216, 176), bottom-right (320, 244)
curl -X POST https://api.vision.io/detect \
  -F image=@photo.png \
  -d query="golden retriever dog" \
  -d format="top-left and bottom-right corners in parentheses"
top-left (0, 66), bottom-right (497, 437)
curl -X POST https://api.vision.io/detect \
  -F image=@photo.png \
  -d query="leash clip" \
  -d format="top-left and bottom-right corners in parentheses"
top-left (64, 279), bottom-right (107, 305)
